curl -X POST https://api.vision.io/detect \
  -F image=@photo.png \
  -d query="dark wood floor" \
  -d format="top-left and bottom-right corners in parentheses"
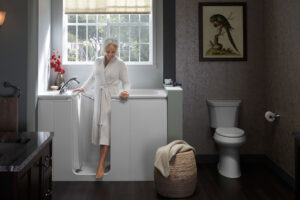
top-left (53, 163), bottom-right (295, 200)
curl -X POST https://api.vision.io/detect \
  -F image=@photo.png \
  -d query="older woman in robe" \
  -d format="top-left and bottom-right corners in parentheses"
top-left (73, 38), bottom-right (130, 178)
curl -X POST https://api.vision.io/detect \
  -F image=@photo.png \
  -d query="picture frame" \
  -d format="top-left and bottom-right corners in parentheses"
top-left (199, 2), bottom-right (247, 61)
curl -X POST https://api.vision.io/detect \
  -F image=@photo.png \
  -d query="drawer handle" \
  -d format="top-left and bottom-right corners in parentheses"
top-left (42, 163), bottom-right (50, 169)
top-left (44, 189), bottom-right (52, 197)
top-left (45, 155), bottom-right (52, 161)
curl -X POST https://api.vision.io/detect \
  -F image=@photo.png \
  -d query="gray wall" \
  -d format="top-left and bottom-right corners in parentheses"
top-left (27, 0), bottom-right (38, 131)
top-left (37, 0), bottom-right (51, 94)
top-left (176, 0), bottom-right (265, 154)
top-left (264, 0), bottom-right (300, 178)
top-left (27, 0), bottom-right (51, 131)
top-left (0, 0), bottom-right (28, 131)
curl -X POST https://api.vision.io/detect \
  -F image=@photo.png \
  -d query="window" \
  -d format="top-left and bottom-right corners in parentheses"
top-left (63, 13), bottom-right (153, 65)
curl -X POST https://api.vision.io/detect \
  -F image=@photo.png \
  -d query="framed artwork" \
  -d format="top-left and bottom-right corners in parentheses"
top-left (199, 2), bottom-right (247, 61)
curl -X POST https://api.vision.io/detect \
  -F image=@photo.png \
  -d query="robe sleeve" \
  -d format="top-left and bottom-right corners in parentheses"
top-left (81, 57), bottom-right (102, 92)
top-left (81, 71), bottom-right (95, 92)
top-left (119, 62), bottom-right (131, 92)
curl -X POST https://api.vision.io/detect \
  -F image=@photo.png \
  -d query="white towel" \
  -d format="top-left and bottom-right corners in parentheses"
top-left (154, 140), bottom-right (195, 178)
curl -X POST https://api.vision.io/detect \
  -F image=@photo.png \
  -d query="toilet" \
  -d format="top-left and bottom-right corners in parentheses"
top-left (207, 99), bottom-right (246, 178)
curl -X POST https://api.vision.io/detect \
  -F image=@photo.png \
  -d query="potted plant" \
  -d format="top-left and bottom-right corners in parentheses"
top-left (50, 51), bottom-right (65, 88)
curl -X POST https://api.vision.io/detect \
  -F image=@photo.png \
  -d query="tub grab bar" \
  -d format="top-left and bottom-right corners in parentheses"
top-left (81, 93), bottom-right (94, 100)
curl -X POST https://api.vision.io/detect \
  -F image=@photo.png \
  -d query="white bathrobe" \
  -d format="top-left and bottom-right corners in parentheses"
top-left (82, 56), bottom-right (130, 145)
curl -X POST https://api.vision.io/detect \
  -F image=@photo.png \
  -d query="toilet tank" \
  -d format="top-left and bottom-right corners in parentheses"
top-left (207, 99), bottom-right (242, 128)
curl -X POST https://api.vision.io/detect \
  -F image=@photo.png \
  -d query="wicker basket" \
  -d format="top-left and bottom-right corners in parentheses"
top-left (154, 150), bottom-right (197, 198)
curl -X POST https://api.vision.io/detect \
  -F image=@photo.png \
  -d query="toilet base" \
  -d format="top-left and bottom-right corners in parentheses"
top-left (217, 147), bottom-right (241, 178)
top-left (214, 134), bottom-right (246, 179)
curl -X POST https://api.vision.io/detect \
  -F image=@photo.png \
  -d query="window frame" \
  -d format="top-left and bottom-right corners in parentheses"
top-left (62, 0), bottom-right (156, 68)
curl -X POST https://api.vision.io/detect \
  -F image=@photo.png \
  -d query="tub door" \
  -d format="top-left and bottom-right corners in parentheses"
top-left (108, 99), bottom-right (167, 181)
top-left (130, 99), bottom-right (167, 180)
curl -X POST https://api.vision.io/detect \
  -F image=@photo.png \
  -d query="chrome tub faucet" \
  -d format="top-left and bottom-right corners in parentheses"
top-left (59, 77), bottom-right (80, 94)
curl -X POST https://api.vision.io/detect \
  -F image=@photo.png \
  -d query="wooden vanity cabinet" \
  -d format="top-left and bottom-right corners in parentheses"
top-left (0, 140), bottom-right (52, 200)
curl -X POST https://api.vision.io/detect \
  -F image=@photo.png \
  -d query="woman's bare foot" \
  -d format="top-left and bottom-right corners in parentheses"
top-left (96, 167), bottom-right (104, 179)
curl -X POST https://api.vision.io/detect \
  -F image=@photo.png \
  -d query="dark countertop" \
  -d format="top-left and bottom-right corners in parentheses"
top-left (0, 132), bottom-right (53, 172)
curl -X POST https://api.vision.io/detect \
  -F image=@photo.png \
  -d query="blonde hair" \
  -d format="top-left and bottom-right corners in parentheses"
top-left (101, 38), bottom-right (118, 55)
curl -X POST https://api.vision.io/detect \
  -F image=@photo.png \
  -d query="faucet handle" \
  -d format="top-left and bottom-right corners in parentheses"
top-left (59, 81), bottom-right (68, 94)
top-left (60, 81), bottom-right (65, 88)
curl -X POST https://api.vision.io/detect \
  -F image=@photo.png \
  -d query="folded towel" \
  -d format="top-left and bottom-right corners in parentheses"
top-left (154, 140), bottom-right (195, 178)
top-left (0, 97), bottom-right (18, 132)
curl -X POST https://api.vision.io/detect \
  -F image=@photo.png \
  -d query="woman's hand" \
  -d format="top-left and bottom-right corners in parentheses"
top-left (73, 88), bottom-right (84, 93)
top-left (120, 91), bottom-right (129, 99)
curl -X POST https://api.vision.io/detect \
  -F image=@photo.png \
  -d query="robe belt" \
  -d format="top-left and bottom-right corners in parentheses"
top-left (98, 85), bottom-right (112, 126)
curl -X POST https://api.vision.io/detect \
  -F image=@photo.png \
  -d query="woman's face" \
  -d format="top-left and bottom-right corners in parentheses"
top-left (105, 44), bottom-right (117, 62)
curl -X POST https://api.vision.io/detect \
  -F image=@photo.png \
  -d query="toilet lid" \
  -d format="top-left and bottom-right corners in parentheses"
top-left (215, 127), bottom-right (245, 138)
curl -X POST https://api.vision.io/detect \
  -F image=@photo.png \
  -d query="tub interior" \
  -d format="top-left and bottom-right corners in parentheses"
top-left (111, 88), bottom-right (167, 99)
top-left (128, 89), bottom-right (165, 95)
top-left (73, 94), bottom-right (110, 175)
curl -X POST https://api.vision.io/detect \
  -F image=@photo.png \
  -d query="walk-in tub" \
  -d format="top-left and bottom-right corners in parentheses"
top-left (38, 89), bottom-right (167, 181)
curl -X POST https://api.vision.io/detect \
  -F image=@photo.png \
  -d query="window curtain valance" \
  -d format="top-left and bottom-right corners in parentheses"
top-left (64, 0), bottom-right (151, 14)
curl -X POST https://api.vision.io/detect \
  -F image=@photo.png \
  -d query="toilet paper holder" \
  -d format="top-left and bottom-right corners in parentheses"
top-left (271, 113), bottom-right (280, 119)
top-left (265, 111), bottom-right (280, 122)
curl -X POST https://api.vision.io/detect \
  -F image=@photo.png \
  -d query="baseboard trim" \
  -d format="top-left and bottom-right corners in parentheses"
top-left (264, 156), bottom-right (295, 189)
top-left (196, 154), bottom-right (295, 189)
top-left (196, 154), bottom-right (218, 164)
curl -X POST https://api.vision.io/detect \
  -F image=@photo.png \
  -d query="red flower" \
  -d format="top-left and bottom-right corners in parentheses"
top-left (50, 51), bottom-right (65, 74)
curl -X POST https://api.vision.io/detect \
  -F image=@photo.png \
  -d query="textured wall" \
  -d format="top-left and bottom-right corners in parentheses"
top-left (176, 0), bottom-right (265, 154)
top-left (0, 0), bottom-right (28, 131)
top-left (264, 0), bottom-right (300, 178)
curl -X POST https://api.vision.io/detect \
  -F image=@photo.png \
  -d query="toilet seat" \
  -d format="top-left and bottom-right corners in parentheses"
top-left (216, 127), bottom-right (244, 138)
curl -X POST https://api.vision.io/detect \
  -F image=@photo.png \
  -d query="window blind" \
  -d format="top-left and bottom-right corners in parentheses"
top-left (64, 0), bottom-right (151, 14)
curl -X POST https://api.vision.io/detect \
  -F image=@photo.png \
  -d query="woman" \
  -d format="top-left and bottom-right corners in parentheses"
top-left (73, 38), bottom-right (130, 178)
